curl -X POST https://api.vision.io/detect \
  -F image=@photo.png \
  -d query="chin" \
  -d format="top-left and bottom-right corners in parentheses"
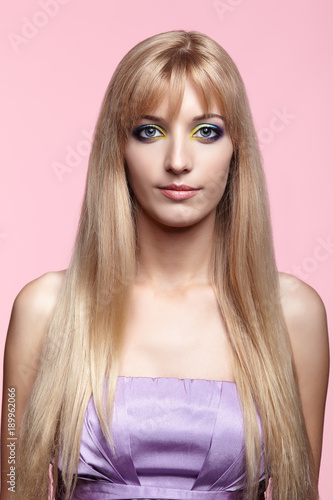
top-left (137, 203), bottom-right (215, 229)
top-left (154, 212), bottom-right (212, 230)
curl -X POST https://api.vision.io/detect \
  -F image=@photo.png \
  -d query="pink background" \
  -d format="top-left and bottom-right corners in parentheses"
top-left (1, 0), bottom-right (332, 496)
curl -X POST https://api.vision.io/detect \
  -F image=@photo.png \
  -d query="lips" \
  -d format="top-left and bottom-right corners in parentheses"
top-left (158, 184), bottom-right (200, 200)
top-left (159, 184), bottom-right (199, 191)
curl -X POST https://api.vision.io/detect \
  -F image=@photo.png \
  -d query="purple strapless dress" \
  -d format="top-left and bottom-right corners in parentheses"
top-left (57, 376), bottom-right (265, 499)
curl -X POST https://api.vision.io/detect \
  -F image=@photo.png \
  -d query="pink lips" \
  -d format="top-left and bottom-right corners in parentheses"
top-left (159, 184), bottom-right (200, 201)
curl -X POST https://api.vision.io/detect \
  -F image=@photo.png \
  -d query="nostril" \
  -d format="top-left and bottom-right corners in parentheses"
top-left (165, 164), bottom-right (190, 173)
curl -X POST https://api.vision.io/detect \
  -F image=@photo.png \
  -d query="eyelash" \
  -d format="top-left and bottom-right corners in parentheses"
top-left (133, 125), bottom-right (166, 142)
top-left (190, 124), bottom-right (224, 142)
top-left (132, 124), bottom-right (224, 143)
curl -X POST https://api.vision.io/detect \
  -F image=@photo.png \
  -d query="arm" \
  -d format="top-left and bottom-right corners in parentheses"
top-left (279, 272), bottom-right (329, 482)
top-left (0, 271), bottom-right (65, 500)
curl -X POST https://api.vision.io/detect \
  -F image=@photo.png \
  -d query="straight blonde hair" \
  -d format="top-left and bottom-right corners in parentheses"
top-left (16, 31), bottom-right (316, 499)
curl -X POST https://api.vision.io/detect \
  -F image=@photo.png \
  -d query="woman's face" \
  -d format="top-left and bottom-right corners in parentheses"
top-left (124, 79), bottom-right (233, 228)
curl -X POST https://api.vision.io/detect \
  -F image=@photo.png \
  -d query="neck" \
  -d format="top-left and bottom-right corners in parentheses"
top-left (134, 209), bottom-right (216, 292)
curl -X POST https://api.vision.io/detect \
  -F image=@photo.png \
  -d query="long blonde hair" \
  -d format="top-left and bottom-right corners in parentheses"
top-left (16, 30), bottom-right (316, 499)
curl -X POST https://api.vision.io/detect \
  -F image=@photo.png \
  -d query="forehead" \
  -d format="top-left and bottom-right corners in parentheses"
top-left (143, 78), bottom-right (222, 122)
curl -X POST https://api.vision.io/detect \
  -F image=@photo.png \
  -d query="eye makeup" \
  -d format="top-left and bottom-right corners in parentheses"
top-left (190, 124), bottom-right (225, 142)
top-left (132, 122), bottom-right (225, 143)
top-left (132, 124), bottom-right (166, 142)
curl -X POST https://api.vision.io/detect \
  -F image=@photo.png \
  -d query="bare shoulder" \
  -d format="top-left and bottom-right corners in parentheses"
top-left (2, 270), bottom-right (68, 433)
top-left (1, 271), bottom-right (67, 492)
top-left (14, 269), bottom-right (66, 314)
top-left (3, 270), bottom-right (67, 394)
top-left (278, 272), bottom-right (329, 372)
top-left (6, 270), bottom-right (67, 354)
top-left (278, 272), bottom-right (329, 475)
top-left (278, 272), bottom-right (328, 344)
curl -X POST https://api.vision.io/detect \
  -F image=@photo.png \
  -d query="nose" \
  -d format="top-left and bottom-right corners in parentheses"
top-left (164, 133), bottom-right (193, 174)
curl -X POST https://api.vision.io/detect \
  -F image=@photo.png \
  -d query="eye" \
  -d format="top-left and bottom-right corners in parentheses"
top-left (133, 124), bottom-right (166, 142)
top-left (191, 124), bottom-right (224, 142)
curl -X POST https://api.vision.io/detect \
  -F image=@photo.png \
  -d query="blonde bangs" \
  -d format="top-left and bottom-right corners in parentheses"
top-left (114, 38), bottom-right (239, 143)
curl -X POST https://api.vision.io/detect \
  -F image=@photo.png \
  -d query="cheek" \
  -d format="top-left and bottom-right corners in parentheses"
top-left (206, 169), bottom-right (229, 203)
top-left (204, 152), bottom-right (232, 201)
top-left (124, 156), bottom-right (152, 201)
top-left (124, 144), bottom-right (154, 186)
top-left (124, 149), bottom-right (142, 189)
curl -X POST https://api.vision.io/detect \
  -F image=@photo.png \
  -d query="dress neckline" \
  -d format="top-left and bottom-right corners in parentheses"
top-left (118, 375), bottom-right (236, 384)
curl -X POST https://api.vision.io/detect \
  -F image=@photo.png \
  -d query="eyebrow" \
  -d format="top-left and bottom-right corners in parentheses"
top-left (141, 115), bottom-right (165, 123)
top-left (141, 113), bottom-right (224, 122)
top-left (192, 113), bottom-right (224, 121)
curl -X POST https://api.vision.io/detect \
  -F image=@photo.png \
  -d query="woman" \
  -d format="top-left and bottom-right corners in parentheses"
top-left (1, 31), bottom-right (329, 499)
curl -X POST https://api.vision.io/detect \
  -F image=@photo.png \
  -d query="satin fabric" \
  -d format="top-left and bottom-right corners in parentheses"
top-left (57, 376), bottom-right (265, 499)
